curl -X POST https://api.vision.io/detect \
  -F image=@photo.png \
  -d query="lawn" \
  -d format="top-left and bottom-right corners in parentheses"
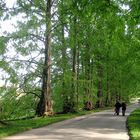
top-left (0, 107), bottom-right (111, 138)
top-left (127, 107), bottom-right (140, 140)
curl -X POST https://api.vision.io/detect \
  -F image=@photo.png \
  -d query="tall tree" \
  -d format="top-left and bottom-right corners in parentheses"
top-left (35, 0), bottom-right (53, 116)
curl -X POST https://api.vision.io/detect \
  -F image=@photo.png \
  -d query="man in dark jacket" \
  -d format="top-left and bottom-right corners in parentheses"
top-left (115, 101), bottom-right (121, 115)
top-left (121, 102), bottom-right (126, 116)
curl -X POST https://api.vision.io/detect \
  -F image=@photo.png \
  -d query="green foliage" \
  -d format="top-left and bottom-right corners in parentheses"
top-left (127, 106), bottom-right (140, 140)
top-left (0, 0), bottom-right (140, 119)
top-left (0, 87), bottom-right (36, 120)
top-left (0, 0), bottom-right (6, 17)
top-left (0, 106), bottom-right (112, 138)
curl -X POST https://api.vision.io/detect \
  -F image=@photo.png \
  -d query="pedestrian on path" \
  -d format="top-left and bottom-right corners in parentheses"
top-left (121, 102), bottom-right (126, 116)
top-left (114, 101), bottom-right (121, 115)
top-left (1, 103), bottom-right (139, 140)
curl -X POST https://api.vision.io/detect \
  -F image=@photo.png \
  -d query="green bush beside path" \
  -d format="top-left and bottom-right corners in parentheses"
top-left (127, 107), bottom-right (140, 140)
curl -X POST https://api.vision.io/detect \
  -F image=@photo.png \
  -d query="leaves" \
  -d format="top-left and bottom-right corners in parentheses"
top-left (0, 0), bottom-right (140, 119)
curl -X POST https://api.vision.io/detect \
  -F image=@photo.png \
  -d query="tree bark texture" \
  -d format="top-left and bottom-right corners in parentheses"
top-left (36, 0), bottom-right (53, 116)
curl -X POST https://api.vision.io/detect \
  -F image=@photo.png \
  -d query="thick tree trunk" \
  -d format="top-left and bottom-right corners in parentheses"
top-left (36, 0), bottom-right (53, 116)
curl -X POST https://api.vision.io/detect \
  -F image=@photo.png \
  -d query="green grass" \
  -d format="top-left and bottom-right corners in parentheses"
top-left (127, 107), bottom-right (140, 140)
top-left (0, 107), bottom-right (112, 138)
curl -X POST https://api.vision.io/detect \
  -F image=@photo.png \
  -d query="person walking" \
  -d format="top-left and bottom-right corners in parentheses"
top-left (121, 102), bottom-right (126, 116)
top-left (114, 101), bottom-right (121, 115)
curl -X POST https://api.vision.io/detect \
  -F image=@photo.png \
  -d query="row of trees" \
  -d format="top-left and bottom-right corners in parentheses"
top-left (0, 0), bottom-right (140, 119)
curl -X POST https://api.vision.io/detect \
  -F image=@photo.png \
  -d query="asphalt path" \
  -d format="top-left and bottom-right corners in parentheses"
top-left (1, 103), bottom-right (139, 140)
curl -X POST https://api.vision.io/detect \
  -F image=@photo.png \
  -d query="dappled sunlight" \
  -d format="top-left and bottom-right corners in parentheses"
top-left (2, 105), bottom-right (139, 140)
top-left (2, 104), bottom-right (139, 140)
top-left (2, 127), bottom-right (129, 140)
top-left (0, 0), bottom-right (140, 139)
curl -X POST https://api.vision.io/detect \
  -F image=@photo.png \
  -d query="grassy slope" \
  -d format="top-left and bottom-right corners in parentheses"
top-left (127, 107), bottom-right (140, 140)
top-left (0, 107), bottom-right (111, 138)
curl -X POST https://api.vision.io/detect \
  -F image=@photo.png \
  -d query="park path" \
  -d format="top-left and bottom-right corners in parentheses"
top-left (1, 103), bottom-right (139, 140)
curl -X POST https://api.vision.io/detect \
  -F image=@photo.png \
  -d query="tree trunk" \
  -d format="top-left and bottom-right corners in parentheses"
top-left (84, 44), bottom-right (93, 110)
top-left (71, 17), bottom-right (77, 112)
top-left (61, 24), bottom-right (68, 113)
top-left (61, 4), bottom-right (68, 113)
top-left (76, 45), bottom-right (80, 110)
top-left (36, 0), bottom-right (53, 116)
top-left (106, 71), bottom-right (110, 106)
top-left (96, 56), bottom-right (103, 108)
top-left (105, 46), bottom-right (111, 106)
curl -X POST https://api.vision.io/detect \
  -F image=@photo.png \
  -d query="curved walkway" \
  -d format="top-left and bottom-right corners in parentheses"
top-left (1, 103), bottom-right (139, 140)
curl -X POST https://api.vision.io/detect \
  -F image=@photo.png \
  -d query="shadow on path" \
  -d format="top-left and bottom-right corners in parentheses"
top-left (1, 103), bottom-right (139, 140)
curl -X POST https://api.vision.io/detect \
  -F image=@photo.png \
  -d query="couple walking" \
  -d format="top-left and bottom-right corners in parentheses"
top-left (114, 101), bottom-right (126, 116)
